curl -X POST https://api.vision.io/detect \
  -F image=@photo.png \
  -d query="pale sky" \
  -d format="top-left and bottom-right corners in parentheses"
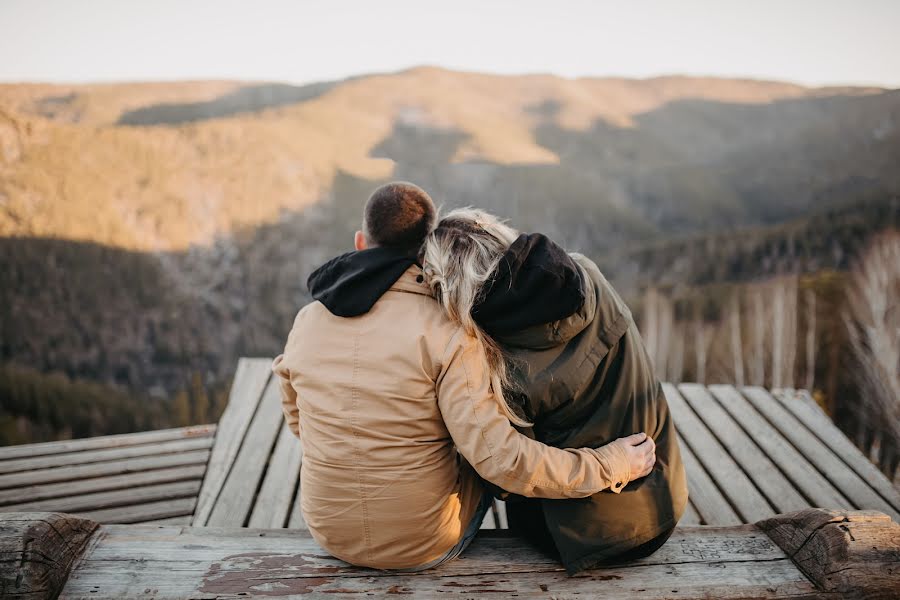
top-left (2, 0), bottom-right (899, 87)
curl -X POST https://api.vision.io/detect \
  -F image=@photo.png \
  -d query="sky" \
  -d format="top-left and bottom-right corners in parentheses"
top-left (2, 0), bottom-right (899, 87)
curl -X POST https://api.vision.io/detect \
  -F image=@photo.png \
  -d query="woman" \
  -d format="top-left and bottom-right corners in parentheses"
top-left (422, 208), bottom-right (688, 574)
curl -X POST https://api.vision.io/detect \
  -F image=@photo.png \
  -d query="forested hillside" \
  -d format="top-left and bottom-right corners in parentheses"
top-left (1, 69), bottom-right (898, 462)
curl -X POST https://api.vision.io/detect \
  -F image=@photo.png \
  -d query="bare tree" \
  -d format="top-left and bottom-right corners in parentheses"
top-left (728, 294), bottom-right (745, 386)
top-left (804, 289), bottom-right (816, 392)
top-left (668, 321), bottom-right (685, 384)
top-left (748, 288), bottom-right (766, 386)
top-left (843, 231), bottom-right (900, 460)
top-left (771, 280), bottom-right (785, 389)
top-left (642, 288), bottom-right (659, 371)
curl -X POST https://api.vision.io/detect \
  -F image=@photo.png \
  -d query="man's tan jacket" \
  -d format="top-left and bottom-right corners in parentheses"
top-left (273, 265), bottom-right (632, 569)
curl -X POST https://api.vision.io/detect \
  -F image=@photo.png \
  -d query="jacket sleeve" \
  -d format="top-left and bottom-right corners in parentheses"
top-left (435, 329), bottom-right (631, 498)
top-left (272, 354), bottom-right (300, 439)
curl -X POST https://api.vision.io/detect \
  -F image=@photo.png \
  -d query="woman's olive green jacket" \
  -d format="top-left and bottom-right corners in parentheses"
top-left (497, 253), bottom-right (689, 574)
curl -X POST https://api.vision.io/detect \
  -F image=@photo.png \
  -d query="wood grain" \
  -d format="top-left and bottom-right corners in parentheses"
top-left (206, 376), bottom-right (284, 527)
top-left (772, 388), bottom-right (900, 513)
top-left (0, 512), bottom-right (98, 600)
top-left (193, 358), bottom-right (272, 526)
top-left (678, 383), bottom-right (809, 513)
top-left (664, 383), bottom-right (772, 522)
top-left (0, 425), bottom-right (214, 461)
top-left (741, 387), bottom-right (900, 522)
top-left (0, 464), bottom-right (206, 506)
top-left (758, 508), bottom-right (900, 600)
top-left (247, 421), bottom-right (303, 529)
top-left (708, 385), bottom-right (851, 509)
top-left (0, 449), bottom-right (210, 490)
top-left (675, 431), bottom-right (741, 526)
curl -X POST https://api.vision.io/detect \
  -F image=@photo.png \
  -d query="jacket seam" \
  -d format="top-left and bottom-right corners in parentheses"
top-left (348, 333), bottom-right (373, 561)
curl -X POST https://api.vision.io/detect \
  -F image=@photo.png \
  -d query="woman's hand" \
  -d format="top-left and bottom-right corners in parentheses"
top-left (613, 432), bottom-right (656, 482)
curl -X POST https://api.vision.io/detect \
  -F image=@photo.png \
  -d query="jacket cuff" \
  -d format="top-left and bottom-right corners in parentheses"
top-left (593, 442), bottom-right (630, 494)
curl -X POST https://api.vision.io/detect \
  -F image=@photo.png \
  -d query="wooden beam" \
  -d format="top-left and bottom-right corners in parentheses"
top-left (0, 464), bottom-right (206, 507)
top-left (757, 508), bottom-right (900, 600)
top-left (3, 509), bottom-right (897, 599)
top-left (0, 512), bottom-right (98, 600)
top-left (0, 425), bottom-right (215, 461)
top-left (206, 376), bottom-right (284, 527)
top-left (0, 449), bottom-right (210, 490)
top-left (3, 480), bottom-right (201, 513)
top-left (193, 358), bottom-right (273, 526)
top-left (0, 437), bottom-right (213, 475)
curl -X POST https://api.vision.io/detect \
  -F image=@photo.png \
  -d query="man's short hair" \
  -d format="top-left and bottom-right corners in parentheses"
top-left (363, 182), bottom-right (436, 252)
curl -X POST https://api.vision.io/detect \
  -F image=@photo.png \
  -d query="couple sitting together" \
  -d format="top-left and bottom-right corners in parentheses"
top-left (273, 182), bottom-right (688, 574)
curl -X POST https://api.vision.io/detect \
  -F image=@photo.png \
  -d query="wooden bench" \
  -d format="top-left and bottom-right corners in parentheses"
top-left (3, 357), bottom-right (898, 532)
top-left (189, 359), bottom-right (900, 530)
top-left (0, 424), bottom-right (215, 525)
top-left (2, 508), bottom-right (898, 599)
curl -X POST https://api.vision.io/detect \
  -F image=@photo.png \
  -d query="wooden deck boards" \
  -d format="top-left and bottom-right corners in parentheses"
top-left (5, 509), bottom-right (895, 599)
top-left (2, 357), bottom-right (896, 534)
top-left (0, 425), bottom-right (214, 524)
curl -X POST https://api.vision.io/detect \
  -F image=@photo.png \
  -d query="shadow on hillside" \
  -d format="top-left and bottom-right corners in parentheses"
top-left (116, 81), bottom-right (338, 126)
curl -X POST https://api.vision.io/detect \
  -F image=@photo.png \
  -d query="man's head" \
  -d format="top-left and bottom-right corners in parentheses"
top-left (355, 182), bottom-right (436, 254)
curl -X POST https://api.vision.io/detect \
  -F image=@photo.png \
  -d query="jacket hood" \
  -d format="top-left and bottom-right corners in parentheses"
top-left (472, 233), bottom-right (593, 348)
top-left (307, 246), bottom-right (417, 317)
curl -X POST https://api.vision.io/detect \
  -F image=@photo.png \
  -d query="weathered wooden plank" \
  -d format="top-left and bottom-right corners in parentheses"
top-left (663, 383), bottom-right (773, 522)
top-left (75, 496), bottom-right (198, 524)
top-left (680, 500), bottom-right (701, 526)
top-left (678, 384), bottom-right (809, 514)
top-left (675, 431), bottom-right (741, 525)
top-left (708, 385), bottom-right (851, 509)
top-left (67, 523), bottom-right (789, 573)
top-left (193, 357), bottom-right (272, 526)
top-left (137, 515), bottom-right (193, 525)
top-left (0, 512), bottom-right (98, 600)
top-left (206, 376), bottom-right (284, 527)
top-left (3, 480), bottom-right (201, 513)
top-left (758, 508), bottom-right (900, 600)
top-left (0, 425), bottom-right (215, 461)
top-left (772, 388), bottom-right (900, 513)
top-left (247, 421), bottom-right (302, 529)
top-left (0, 464), bottom-right (206, 507)
top-left (0, 449), bottom-right (210, 490)
top-left (741, 386), bottom-right (900, 522)
top-left (0, 436), bottom-right (213, 475)
top-left (56, 522), bottom-right (820, 599)
top-left (61, 561), bottom-right (820, 599)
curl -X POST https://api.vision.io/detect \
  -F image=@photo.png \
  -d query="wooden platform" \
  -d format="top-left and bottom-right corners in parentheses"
top-left (2, 357), bottom-right (899, 530)
top-left (189, 359), bottom-right (900, 530)
top-left (0, 424), bottom-right (215, 524)
top-left (3, 508), bottom-right (898, 599)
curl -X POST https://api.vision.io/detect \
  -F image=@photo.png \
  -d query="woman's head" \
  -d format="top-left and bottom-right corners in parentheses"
top-left (422, 208), bottom-right (529, 426)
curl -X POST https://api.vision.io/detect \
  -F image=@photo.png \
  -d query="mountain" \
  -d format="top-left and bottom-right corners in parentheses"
top-left (1, 68), bottom-right (898, 444)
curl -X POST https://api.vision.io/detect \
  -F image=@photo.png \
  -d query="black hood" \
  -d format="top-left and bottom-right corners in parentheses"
top-left (307, 246), bottom-right (417, 317)
top-left (472, 233), bottom-right (586, 337)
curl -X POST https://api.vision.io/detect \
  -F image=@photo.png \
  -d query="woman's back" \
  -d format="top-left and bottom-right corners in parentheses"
top-left (495, 253), bottom-right (688, 573)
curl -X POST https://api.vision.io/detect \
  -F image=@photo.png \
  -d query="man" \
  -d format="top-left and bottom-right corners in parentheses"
top-left (273, 182), bottom-right (656, 570)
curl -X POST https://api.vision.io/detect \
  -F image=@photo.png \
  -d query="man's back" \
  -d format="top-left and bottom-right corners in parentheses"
top-left (274, 265), bottom-right (482, 569)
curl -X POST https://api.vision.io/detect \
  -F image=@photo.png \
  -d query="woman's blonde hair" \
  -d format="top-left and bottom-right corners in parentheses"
top-left (421, 208), bottom-right (531, 427)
